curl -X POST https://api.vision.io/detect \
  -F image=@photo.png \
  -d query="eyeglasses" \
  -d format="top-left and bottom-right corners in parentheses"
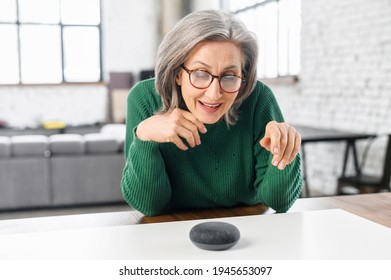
top-left (180, 64), bottom-right (245, 93)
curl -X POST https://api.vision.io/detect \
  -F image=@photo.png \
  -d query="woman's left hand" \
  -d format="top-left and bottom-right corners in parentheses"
top-left (259, 121), bottom-right (301, 170)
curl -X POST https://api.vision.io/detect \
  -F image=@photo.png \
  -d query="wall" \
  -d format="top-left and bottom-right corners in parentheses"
top-left (102, 0), bottom-right (159, 77)
top-left (270, 0), bottom-right (391, 195)
top-left (192, 0), bottom-right (221, 10)
top-left (0, 85), bottom-right (107, 128)
top-left (0, 0), bottom-right (159, 128)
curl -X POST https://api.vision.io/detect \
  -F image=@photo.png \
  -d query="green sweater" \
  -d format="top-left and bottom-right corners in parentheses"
top-left (121, 78), bottom-right (302, 216)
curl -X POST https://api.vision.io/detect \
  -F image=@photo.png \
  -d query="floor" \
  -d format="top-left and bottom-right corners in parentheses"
top-left (0, 203), bottom-right (132, 221)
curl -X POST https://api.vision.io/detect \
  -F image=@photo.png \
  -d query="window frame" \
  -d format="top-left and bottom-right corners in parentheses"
top-left (0, 0), bottom-right (103, 85)
top-left (228, 0), bottom-right (300, 81)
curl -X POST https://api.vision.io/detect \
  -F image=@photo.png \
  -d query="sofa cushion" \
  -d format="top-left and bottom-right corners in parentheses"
top-left (11, 135), bottom-right (49, 157)
top-left (49, 134), bottom-right (85, 155)
top-left (84, 133), bottom-right (120, 154)
top-left (100, 124), bottom-right (125, 139)
top-left (0, 136), bottom-right (11, 158)
top-left (100, 124), bottom-right (125, 151)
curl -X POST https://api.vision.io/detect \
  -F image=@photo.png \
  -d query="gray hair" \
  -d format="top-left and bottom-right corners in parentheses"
top-left (155, 9), bottom-right (258, 125)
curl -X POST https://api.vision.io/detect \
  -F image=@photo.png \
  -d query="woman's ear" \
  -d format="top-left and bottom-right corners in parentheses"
top-left (175, 72), bottom-right (182, 86)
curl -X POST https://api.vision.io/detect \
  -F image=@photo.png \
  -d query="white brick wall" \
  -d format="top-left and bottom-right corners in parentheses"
top-left (0, 84), bottom-right (108, 129)
top-left (270, 0), bottom-right (391, 195)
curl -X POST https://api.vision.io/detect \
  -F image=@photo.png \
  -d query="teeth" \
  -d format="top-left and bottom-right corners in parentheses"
top-left (201, 102), bottom-right (220, 108)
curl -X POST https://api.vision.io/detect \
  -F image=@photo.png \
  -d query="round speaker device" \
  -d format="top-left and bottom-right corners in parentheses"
top-left (189, 221), bottom-right (240, 251)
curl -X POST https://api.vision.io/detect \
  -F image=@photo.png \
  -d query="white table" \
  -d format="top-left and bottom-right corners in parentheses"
top-left (1, 209), bottom-right (390, 260)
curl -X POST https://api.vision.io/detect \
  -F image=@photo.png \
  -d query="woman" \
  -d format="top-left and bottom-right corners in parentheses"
top-left (121, 10), bottom-right (302, 216)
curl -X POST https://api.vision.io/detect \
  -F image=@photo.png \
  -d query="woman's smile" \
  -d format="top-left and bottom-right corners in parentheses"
top-left (198, 100), bottom-right (223, 113)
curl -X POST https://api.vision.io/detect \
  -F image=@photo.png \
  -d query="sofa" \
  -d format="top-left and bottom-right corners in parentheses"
top-left (0, 124), bottom-right (126, 210)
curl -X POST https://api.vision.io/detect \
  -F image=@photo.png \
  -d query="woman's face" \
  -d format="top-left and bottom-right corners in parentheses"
top-left (176, 41), bottom-right (244, 124)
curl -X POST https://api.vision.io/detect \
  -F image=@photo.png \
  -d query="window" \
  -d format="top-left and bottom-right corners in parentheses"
top-left (0, 0), bottom-right (102, 84)
top-left (225, 0), bottom-right (301, 79)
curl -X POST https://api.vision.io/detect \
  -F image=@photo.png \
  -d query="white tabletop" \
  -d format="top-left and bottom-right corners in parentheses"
top-left (0, 209), bottom-right (390, 260)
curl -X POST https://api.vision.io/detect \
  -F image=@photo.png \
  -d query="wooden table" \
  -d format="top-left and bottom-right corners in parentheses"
top-left (297, 125), bottom-right (376, 197)
top-left (289, 192), bottom-right (391, 228)
top-left (0, 193), bottom-right (390, 235)
top-left (139, 193), bottom-right (391, 228)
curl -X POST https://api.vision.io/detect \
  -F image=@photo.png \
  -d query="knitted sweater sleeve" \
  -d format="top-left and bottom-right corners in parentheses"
top-left (252, 82), bottom-right (302, 212)
top-left (121, 81), bottom-right (172, 216)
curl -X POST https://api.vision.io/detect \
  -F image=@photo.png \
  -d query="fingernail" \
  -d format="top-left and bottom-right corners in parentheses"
top-left (273, 147), bottom-right (278, 154)
top-left (278, 163), bottom-right (285, 170)
top-left (203, 128), bottom-right (207, 133)
top-left (273, 161), bottom-right (278, 166)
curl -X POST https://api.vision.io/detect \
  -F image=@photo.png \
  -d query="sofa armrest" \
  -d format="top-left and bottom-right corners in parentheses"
top-left (0, 136), bottom-right (11, 158)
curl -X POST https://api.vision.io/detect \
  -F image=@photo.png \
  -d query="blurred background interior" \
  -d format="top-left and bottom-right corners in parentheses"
top-left (0, 0), bottom-right (390, 219)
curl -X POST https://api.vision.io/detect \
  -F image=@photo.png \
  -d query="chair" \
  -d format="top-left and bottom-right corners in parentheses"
top-left (337, 134), bottom-right (391, 194)
top-left (140, 69), bottom-right (155, 80)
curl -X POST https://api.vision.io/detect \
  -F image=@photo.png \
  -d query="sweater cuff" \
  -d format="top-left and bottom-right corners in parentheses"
top-left (131, 126), bottom-right (160, 151)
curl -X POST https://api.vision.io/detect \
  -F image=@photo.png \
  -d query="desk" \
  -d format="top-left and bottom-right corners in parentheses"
top-left (0, 193), bottom-right (390, 235)
top-left (2, 208), bottom-right (391, 260)
top-left (297, 125), bottom-right (376, 197)
top-left (0, 193), bottom-right (390, 259)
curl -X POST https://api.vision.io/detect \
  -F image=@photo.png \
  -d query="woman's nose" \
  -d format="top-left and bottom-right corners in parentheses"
top-left (204, 79), bottom-right (222, 100)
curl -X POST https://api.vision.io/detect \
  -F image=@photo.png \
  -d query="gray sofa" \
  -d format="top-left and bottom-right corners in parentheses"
top-left (0, 124), bottom-right (126, 210)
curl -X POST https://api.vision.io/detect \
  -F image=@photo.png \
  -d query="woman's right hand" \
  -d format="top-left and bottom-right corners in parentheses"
top-left (136, 108), bottom-right (207, 151)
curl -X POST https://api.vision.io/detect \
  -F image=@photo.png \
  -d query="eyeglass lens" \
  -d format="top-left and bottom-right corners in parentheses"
top-left (190, 70), bottom-right (242, 93)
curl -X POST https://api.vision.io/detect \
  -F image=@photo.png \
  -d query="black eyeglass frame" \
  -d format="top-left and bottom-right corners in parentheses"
top-left (180, 64), bottom-right (246, 94)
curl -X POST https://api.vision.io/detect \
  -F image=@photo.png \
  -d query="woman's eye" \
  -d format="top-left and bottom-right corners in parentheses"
top-left (222, 75), bottom-right (236, 81)
top-left (194, 71), bottom-right (210, 79)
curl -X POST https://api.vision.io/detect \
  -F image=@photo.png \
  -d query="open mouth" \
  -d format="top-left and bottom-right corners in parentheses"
top-left (198, 101), bottom-right (222, 111)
